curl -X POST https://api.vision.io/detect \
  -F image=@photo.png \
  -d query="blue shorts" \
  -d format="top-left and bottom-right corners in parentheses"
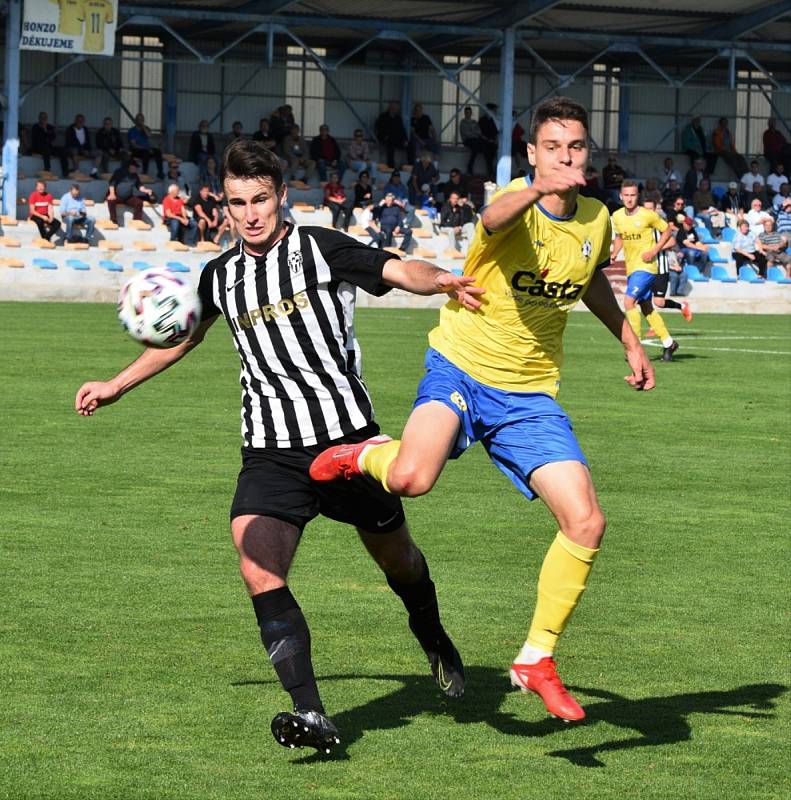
top-left (414, 349), bottom-right (587, 500)
top-left (625, 270), bottom-right (657, 302)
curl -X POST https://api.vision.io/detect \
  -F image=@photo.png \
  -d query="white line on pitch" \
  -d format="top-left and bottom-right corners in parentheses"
top-left (641, 340), bottom-right (790, 355)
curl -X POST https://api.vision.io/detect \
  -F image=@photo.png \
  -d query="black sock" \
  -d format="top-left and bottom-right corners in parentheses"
top-left (662, 299), bottom-right (683, 310)
top-left (386, 553), bottom-right (450, 654)
top-left (252, 586), bottom-right (324, 714)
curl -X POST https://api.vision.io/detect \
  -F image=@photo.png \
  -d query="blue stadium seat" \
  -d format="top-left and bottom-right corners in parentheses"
top-left (695, 226), bottom-right (717, 245)
top-left (166, 261), bottom-right (190, 273)
top-left (766, 266), bottom-right (791, 284)
top-left (738, 266), bottom-right (765, 283)
top-left (132, 261), bottom-right (153, 271)
top-left (32, 258), bottom-right (57, 269)
top-left (711, 265), bottom-right (737, 283)
top-left (711, 186), bottom-right (726, 200)
top-left (99, 260), bottom-right (123, 272)
top-left (683, 264), bottom-right (709, 282)
top-left (720, 227), bottom-right (736, 242)
top-left (707, 245), bottom-right (729, 264)
top-left (66, 259), bottom-right (90, 271)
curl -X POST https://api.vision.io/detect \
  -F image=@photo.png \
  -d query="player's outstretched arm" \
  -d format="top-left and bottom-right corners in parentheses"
top-left (582, 269), bottom-right (655, 391)
top-left (74, 317), bottom-right (216, 416)
top-left (381, 258), bottom-right (484, 310)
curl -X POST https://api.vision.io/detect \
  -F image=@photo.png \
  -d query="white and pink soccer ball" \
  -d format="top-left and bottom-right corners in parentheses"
top-left (118, 268), bottom-right (201, 348)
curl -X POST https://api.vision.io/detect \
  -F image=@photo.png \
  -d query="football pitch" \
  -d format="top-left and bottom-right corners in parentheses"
top-left (1, 301), bottom-right (789, 800)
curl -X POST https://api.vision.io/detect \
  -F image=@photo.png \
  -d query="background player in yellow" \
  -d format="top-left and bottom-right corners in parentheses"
top-left (49, 0), bottom-right (84, 36)
top-left (311, 97), bottom-right (655, 722)
top-left (612, 181), bottom-right (679, 361)
top-left (79, 0), bottom-right (114, 53)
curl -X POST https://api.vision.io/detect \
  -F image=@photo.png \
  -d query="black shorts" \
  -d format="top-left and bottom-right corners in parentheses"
top-left (653, 273), bottom-right (669, 297)
top-left (230, 424), bottom-right (405, 534)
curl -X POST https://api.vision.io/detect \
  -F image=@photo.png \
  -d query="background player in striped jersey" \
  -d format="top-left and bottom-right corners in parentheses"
top-left (612, 181), bottom-right (679, 361)
top-left (74, 140), bottom-right (483, 755)
top-left (642, 198), bottom-right (693, 329)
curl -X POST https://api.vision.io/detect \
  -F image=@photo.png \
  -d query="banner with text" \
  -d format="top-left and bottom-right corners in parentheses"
top-left (21, 0), bottom-right (118, 57)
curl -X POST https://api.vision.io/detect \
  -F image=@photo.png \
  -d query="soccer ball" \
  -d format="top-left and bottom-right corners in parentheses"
top-left (118, 268), bottom-right (201, 348)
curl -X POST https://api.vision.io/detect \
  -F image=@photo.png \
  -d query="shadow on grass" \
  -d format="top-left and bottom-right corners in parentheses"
top-left (234, 669), bottom-right (785, 766)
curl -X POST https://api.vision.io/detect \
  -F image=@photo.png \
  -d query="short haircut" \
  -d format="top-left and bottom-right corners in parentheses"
top-left (621, 179), bottom-right (638, 190)
top-left (221, 138), bottom-right (284, 190)
top-left (71, 183), bottom-right (80, 191)
top-left (529, 96), bottom-right (589, 144)
top-left (199, 183), bottom-right (210, 191)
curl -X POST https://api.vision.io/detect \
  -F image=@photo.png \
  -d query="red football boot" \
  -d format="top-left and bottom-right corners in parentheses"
top-left (510, 657), bottom-right (585, 721)
top-left (309, 435), bottom-right (392, 482)
top-left (681, 302), bottom-right (693, 322)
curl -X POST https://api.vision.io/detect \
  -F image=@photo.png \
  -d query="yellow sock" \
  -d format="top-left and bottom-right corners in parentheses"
top-left (526, 531), bottom-right (599, 653)
top-left (360, 439), bottom-right (401, 493)
top-left (645, 310), bottom-right (671, 346)
top-left (625, 307), bottom-right (642, 338)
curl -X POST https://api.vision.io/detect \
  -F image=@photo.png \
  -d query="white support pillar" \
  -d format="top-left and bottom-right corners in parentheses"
top-left (496, 27), bottom-right (515, 187)
top-left (3, 0), bottom-right (22, 217)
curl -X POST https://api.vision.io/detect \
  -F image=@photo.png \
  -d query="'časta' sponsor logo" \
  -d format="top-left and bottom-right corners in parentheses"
top-left (236, 291), bottom-right (309, 328)
top-left (510, 270), bottom-right (583, 300)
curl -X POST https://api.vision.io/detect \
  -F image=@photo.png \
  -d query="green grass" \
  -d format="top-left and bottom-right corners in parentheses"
top-left (1, 302), bottom-right (789, 800)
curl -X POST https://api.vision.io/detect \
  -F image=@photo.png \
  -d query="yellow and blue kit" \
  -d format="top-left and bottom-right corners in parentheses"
top-left (612, 206), bottom-right (668, 302)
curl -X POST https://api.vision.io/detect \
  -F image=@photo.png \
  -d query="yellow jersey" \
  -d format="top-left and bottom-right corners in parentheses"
top-left (51, 0), bottom-right (84, 36)
top-left (611, 206), bottom-right (668, 276)
top-left (80, 0), bottom-right (114, 52)
top-left (428, 178), bottom-right (612, 397)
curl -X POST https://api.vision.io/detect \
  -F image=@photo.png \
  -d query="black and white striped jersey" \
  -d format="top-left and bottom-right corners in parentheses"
top-left (653, 227), bottom-right (669, 275)
top-left (197, 223), bottom-right (393, 449)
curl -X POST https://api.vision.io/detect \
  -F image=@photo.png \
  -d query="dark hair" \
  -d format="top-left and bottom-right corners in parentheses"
top-left (221, 138), bottom-right (284, 190)
top-left (621, 179), bottom-right (638, 190)
top-left (529, 96), bottom-right (589, 144)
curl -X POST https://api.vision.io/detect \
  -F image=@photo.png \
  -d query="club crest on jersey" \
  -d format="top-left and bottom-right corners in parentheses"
top-left (450, 391), bottom-right (467, 412)
top-left (581, 239), bottom-right (593, 259)
top-left (288, 250), bottom-right (303, 274)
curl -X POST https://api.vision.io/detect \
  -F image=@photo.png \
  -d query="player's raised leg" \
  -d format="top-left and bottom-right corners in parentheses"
top-left (510, 461), bottom-right (605, 722)
top-left (358, 522), bottom-right (465, 697)
top-left (639, 299), bottom-right (678, 361)
top-left (231, 514), bottom-right (340, 753)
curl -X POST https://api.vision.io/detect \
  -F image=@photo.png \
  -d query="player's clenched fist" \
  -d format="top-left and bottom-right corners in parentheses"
top-left (531, 166), bottom-right (587, 197)
top-left (75, 381), bottom-right (121, 416)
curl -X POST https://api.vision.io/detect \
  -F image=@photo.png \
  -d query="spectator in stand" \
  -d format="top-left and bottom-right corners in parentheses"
top-left (128, 113), bottom-right (164, 179)
top-left (28, 180), bottom-right (62, 241)
top-left (643, 198), bottom-right (691, 304)
top-left (775, 196), bottom-right (791, 236)
top-left (459, 106), bottom-right (487, 176)
top-left (162, 183), bottom-right (198, 246)
top-left (767, 163), bottom-right (787, 198)
top-left (252, 118), bottom-right (277, 150)
top-left (383, 171), bottom-right (410, 211)
top-left (732, 220), bottom-right (766, 275)
top-left (677, 216), bottom-right (710, 274)
top-left (681, 116), bottom-right (715, 173)
top-left (192, 183), bottom-right (231, 245)
top-left (95, 116), bottom-right (125, 175)
top-left (642, 177), bottom-right (662, 207)
top-left (439, 191), bottom-right (476, 254)
top-left (441, 168), bottom-right (469, 202)
top-left (692, 178), bottom-right (721, 235)
top-left (373, 193), bottom-right (412, 250)
top-left (745, 197), bottom-right (772, 237)
top-left (580, 165), bottom-right (607, 203)
top-left (409, 151), bottom-right (439, 204)
top-left (772, 182), bottom-right (790, 212)
top-left (408, 103), bottom-right (440, 164)
top-left (356, 201), bottom-right (383, 248)
top-left (762, 117), bottom-right (790, 173)
top-left (661, 177), bottom-right (682, 209)
top-left (683, 157), bottom-right (708, 201)
top-left (30, 111), bottom-right (69, 176)
top-left (756, 217), bottom-right (791, 275)
top-left (106, 160), bottom-right (154, 224)
top-left (59, 183), bottom-right (95, 243)
top-left (351, 170), bottom-right (374, 209)
top-left (346, 128), bottom-right (376, 180)
top-left (280, 124), bottom-right (314, 181)
top-left (659, 157), bottom-right (680, 190)
top-left (740, 160), bottom-right (765, 194)
top-left (745, 180), bottom-right (768, 211)
top-left (478, 104), bottom-right (499, 178)
top-left (202, 156), bottom-right (223, 201)
top-left (310, 124), bottom-right (344, 183)
top-left (602, 155), bottom-right (626, 204)
top-left (413, 183), bottom-right (438, 222)
top-left (268, 107), bottom-right (288, 147)
top-left (374, 101), bottom-right (408, 169)
top-left (712, 117), bottom-right (749, 178)
top-left (65, 114), bottom-right (96, 176)
top-left (166, 159), bottom-right (190, 197)
top-left (188, 120), bottom-right (216, 175)
top-left (720, 181), bottom-right (747, 216)
top-left (323, 172), bottom-right (349, 230)
top-left (226, 121), bottom-right (245, 148)
top-left (664, 194), bottom-right (688, 226)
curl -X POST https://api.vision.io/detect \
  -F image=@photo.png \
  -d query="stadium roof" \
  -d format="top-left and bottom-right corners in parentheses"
top-left (113, 0), bottom-right (791, 71)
